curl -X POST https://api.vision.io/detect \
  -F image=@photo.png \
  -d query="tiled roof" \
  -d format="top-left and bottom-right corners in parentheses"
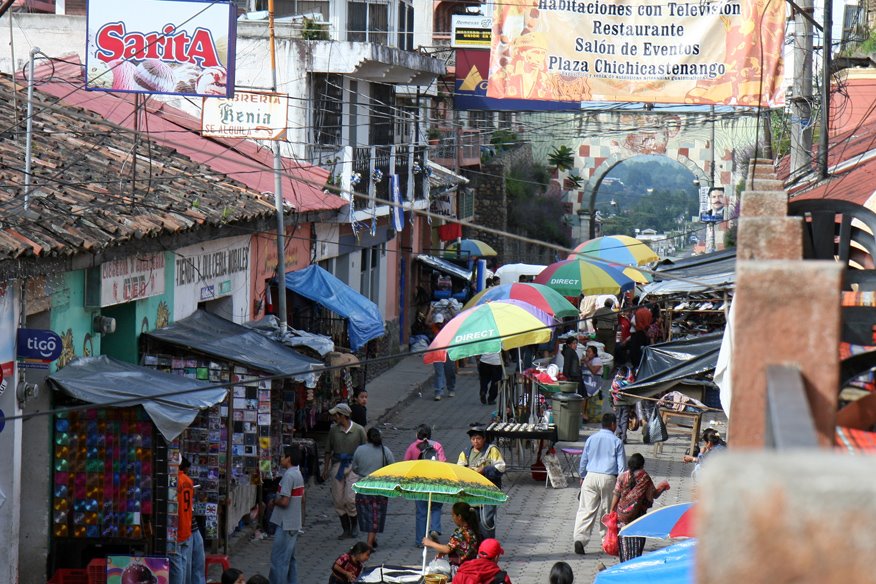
top-left (0, 74), bottom-right (280, 262)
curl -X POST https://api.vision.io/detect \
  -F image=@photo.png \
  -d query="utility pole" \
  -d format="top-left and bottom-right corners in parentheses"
top-left (819, 0), bottom-right (832, 178)
top-left (790, 0), bottom-right (814, 178)
top-left (268, 0), bottom-right (287, 332)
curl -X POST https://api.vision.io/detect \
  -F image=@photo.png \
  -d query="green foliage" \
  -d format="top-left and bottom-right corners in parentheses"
top-left (770, 110), bottom-right (791, 159)
top-left (301, 18), bottom-right (330, 40)
top-left (547, 145), bottom-right (575, 172)
top-left (505, 163), bottom-right (570, 247)
top-left (427, 127), bottom-right (442, 140)
top-left (491, 129), bottom-right (519, 151)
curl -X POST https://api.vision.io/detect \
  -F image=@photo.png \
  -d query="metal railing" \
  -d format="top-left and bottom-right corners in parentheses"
top-left (765, 364), bottom-right (820, 449)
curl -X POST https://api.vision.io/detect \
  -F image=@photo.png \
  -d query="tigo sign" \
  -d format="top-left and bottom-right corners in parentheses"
top-left (85, 0), bottom-right (237, 98)
top-left (17, 328), bottom-right (62, 364)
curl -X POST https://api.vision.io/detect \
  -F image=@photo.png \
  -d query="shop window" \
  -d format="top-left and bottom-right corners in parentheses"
top-left (312, 73), bottom-right (343, 155)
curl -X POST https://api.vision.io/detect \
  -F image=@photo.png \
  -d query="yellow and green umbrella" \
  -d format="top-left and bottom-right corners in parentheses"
top-left (422, 300), bottom-right (552, 364)
top-left (534, 259), bottom-right (637, 297)
top-left (570, 235), bottom-right (659, 266)
top-left (464, 282), bottom-right (579, 318)
top-left (443, 239), bottom-right (498, 258)
top-left (352, 459), bottom-right (508, 506)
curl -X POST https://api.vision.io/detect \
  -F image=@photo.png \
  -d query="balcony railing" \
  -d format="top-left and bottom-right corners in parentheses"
top-left (429, 128), bottom-right (482, 168)
top-left (350, 145), bottom-right (427, 210)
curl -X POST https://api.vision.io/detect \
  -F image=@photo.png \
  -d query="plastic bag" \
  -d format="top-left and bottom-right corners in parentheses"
top-left (601, 512), bottom-right (619, 556)
top-left (426, 557), bottom-right (452, 576)
top-left (647, 407), bottom-right (669, 444)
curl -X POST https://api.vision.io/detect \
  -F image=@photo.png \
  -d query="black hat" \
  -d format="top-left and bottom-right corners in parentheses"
top-left (467, 424), bottom-right (487, 437)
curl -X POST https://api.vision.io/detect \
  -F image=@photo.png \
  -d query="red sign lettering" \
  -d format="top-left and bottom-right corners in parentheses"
top-left (95, 21), bottom-right (221, 67)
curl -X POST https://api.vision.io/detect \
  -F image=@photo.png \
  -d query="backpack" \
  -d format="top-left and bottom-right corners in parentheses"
top-left (417, 440), bottom-right (439, 460)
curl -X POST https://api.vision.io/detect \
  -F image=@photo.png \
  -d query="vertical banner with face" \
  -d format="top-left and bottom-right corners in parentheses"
top-left (486, 0), bottom-right (785, 106)
top-left (85, 0), bottom-right (236, 98)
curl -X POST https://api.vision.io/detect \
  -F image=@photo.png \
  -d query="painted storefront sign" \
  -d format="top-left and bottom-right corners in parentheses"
top-left (85, 0), bottom-right (237, 98)
top-left (452, 15), bottom-right (493, 48)
top-left (174, 236), bottom-right (251, 321)
top-left (201, 91), bottom-right (288, 139)
top-left (486, 0), bottom-right (784, 106)
top-left (96, 253), bottom-right (166, 307)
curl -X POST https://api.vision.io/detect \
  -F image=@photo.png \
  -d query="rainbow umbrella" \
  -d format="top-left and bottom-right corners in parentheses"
top-left (619, 502), bottom-right (695, 539)
top-left (570, 235), bottom-right (659, 266)
top-left (464, 282), bottom-right (579, 318)
top-left (423, 299), bottom-right (552, 364)
top-left (534, 259), bottom-right (636, 297)
top-left (581, 259), bottom-right (653, 284)
top-left (443, 239), bottom-right (498, 258)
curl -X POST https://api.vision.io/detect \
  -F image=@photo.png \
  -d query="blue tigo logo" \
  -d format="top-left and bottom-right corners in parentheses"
top-left (16, 328), bottom-right (63, 361)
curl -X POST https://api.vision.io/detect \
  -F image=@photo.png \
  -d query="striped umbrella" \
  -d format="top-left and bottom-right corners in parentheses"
top-left (443, 239), bottom-right (498, 258)
top-left (423, 300), bottom-right (552, 364)
top-left (464, 282), bottom-right (579, 318)
top-left (570, 235), bottom-right (659, 266)
top-left (534, 259), bottom-right (636, 297)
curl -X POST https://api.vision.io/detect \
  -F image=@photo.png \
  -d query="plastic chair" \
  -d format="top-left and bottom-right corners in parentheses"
top-left (205, 555), bottom-right (231, 584)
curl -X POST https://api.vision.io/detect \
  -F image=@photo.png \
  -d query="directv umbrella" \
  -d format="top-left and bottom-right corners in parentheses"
top-left (352, 460), bottom-right (507, 573)
top-left (423, 300), bottom-right (552, 364)
top-left (534, 259), bottom-right (637, 297)
top-left (593, 539), bottom-right (695, 584)
top-left (443, 239), bottom-right (498, 258)
top-left (571, 235), bottom-right (659, 266)
top-left (464, 282), bottom-right (580, 318)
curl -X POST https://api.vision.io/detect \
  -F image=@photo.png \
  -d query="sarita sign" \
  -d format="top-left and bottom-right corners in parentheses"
top-left (201, 91), bottom-right (288, 140)
top-left (85, 0), bottom-right (237, 98)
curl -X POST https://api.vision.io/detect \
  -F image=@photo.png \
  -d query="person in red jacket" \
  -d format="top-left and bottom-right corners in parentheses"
top-left (452, 538), bottom-right (512, 584)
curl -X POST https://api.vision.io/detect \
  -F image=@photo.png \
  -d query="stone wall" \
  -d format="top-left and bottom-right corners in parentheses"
top-left (361, 318), bottom-right (402, 382)
top-left (463, 144), bottom-right (535, 265)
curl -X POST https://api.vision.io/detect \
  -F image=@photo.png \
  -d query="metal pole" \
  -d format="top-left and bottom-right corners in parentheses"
top-left (268, 0), bottom-right (287, 331)
top-left (790, 0), bottom-right (813, 178)
top-left (819, 0), bottom-right (832, 178)
top-left (23, 47), bottom-right (38, 211)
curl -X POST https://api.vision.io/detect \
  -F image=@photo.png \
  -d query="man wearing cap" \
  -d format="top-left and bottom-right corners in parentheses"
top-left (458, 426), bottom-right (506, 539)
top-left (430, 313), bottom-right (456, 401)
top-left (322, 403), bottom-right (366, 539)
top-left (269, 446), bottom-right (305, 584)
top-left (572, 412), bottom-right (627, 555)
top-left (453, 538), bottom-right (513, 584)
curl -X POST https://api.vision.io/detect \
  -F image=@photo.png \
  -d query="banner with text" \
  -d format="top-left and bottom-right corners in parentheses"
top-left (486, 0), bottom-right (785, 106)
top-left (85, 0), bottom-right (236, 98)
top-left (202, 91), bottom-right (288, 140)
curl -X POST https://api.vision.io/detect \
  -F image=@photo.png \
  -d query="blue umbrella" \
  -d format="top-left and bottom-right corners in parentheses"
top-left (593, 539), bottom-right (695, 584)
top-left (619, 502), bottom-right (694, 539)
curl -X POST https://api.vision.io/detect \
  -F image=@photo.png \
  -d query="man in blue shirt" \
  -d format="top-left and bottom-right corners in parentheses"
top-left (269, 446), bottom-right (305, 584)
top-left (572, 413), bottom-right (627, 555)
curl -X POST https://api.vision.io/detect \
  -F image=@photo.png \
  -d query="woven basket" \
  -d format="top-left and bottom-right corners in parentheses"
top-left (424, 575), bottom-right (448, 584)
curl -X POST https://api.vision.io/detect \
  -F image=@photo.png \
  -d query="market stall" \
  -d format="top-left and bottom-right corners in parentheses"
top-left (141, 310), bottom-right (323, 550)
top-left (46, 355), bottom-right (226, 574)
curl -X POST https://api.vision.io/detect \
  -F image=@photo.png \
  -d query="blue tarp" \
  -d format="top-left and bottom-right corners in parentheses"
top-left (285, 265), bottom-right (385, 351)
top-left (594, 539), bottom-right (695, 584)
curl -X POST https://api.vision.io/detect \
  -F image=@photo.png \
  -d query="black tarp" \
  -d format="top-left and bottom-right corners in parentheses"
top-left (48, 355), bottom-right (227, 442)
top-left (143, 310), bottom-right (322, 386)
top-left (621, 332), bottom-right (722, 400)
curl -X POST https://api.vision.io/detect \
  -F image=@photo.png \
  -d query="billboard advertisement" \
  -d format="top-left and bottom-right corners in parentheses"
top-left (85, 0), bottom-right (236, 98)
top-left (452, 15), bottom-right (493, 48)
top-left (454, 49), bottom-right (580, 111)
top-left (486, 0), bottom-right (784, 106)
top-left (201, 91), bottom-right (288, 140)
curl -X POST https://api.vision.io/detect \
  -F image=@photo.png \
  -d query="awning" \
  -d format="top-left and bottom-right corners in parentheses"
top-left (622, 332), bottom-right (723, 399)
top-left (428, 161), bottom-right (469, 192)
top-left (284, 265), bottom-right (385, 351)
top-left (143, 310), bottom-right (323, 387)
top-left (643, 250), bottom-right (736, 296)
top-left (47, 355), bottom-right (227, 442)
top-left (416, 255), bottom-right (473, 281)
top-left (245, 315), bottom-right (336, 357)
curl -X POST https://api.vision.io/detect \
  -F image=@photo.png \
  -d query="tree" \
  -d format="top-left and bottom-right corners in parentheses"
top-left (548, 145), bottom-right (575, 173)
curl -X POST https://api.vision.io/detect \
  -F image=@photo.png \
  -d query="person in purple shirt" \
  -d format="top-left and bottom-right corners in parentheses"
top-left (403, 424), bottom-right (447, 546)
top-left (572, 413), bottom-right (627, 555)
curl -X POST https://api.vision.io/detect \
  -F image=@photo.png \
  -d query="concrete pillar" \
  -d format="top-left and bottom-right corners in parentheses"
top-left (737, 217), bottom-right (803, 260)
top-left (698, 453), bottom-right (876, 583)
top-left (739, 190), bottom-right (788, 217)
top-left (730, 261), bottom-right (842, 446)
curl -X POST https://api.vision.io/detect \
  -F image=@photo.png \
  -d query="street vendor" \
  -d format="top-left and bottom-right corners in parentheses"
top-left (321, 403), bottom-right (366, 540)
top-left (457, 425), bottom-right (506, 539)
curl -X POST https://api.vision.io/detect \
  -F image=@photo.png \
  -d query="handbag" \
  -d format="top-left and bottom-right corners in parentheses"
top-left (601, 512), bottom-right (620, 556)
top-left (647, 407), bottom-right (669, 444)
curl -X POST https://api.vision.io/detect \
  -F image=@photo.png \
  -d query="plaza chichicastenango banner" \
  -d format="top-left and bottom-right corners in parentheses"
top-left (486, 0), bottom-right (785, 106)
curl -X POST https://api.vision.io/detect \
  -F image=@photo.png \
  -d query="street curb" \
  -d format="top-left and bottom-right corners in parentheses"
top-left (374, 373), bottom-right (435, 426)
